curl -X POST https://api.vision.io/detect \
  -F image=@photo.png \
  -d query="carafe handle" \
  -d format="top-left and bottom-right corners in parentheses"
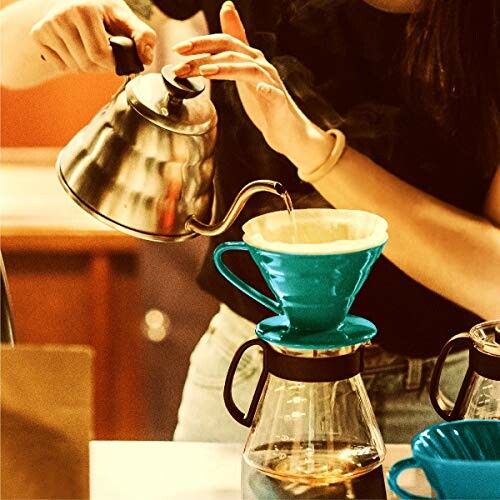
top-left (223, 338), bottom-right (269, 427)
top-left (429, 333), bottom-right (473, 421)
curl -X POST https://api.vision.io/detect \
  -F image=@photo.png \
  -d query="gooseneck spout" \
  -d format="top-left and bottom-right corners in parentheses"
top-left (186, 180), bottom-right (292, 237)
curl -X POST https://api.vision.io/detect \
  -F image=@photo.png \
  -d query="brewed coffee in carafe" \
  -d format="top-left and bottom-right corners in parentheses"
top-left (216, 208), bottom-right (389, 498)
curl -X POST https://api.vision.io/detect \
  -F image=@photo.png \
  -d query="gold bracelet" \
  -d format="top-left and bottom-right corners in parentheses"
top-left (298, 128), bottom-right (346, 183)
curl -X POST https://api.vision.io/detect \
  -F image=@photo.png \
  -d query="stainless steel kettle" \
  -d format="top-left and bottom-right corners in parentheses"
top-left (57, 37), bottom-right (288, 242)
top-left (430, 320), bottom-right (500, 420)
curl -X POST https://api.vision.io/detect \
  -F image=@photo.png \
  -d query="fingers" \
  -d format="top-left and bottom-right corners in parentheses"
top-left (173, 33), bottom-right (259, 59)
top-left (103, 4), bottom-right (156, 65)
top-left (177, 61), bottom-right (278, 88)
top-left (31, 8), bottom-right (109, 72)
top-left (30, 0), bottom-right (156, 74)
top-left (219, 1), bottom-right (249, 44)
top-left (132, 27), bottom-right (156, 66)
top-left (173, 45), bottom-right (280, 89)
top-left (173, 51), bottom-right (254, 77)
top-left (31, 18), bottom-right (70, 71)
top-left (172, 0), bottom-right (250, 56)
top-left (52, 14), bottom-right (109, 72)
top-left (73, 8), bottom-right (114, 70)
top-left (38, 44), bottom-right (68, 72)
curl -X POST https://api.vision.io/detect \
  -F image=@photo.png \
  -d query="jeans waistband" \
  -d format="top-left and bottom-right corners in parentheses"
top-left (363, 343), bottom-right (467, 391)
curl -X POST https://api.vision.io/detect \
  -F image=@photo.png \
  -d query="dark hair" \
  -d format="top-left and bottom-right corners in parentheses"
top-left (403, 0), bottom-right (500, 179)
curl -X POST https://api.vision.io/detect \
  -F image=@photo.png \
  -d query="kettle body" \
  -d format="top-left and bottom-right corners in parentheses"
top-left (57, 68), bottom-right (217, 242)
top-left (430, 320), bottom-right (500, 420)
top-left (57, 38), bottom-right (290, 242)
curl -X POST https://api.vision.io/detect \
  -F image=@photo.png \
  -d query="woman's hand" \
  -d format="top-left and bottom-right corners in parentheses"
top-left (30, 0), bottom-right (156, 73)
top-left (172, 1), bottom-right (333, 173)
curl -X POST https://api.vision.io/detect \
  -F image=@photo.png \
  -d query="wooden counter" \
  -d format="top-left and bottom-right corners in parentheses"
top-left (1, 148), bottom-right (145, 439)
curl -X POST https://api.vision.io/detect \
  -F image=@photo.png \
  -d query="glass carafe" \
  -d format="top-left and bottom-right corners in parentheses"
top-left (224, 339), bottom-right (386, 499)
top-left (430, 320), bottom-right (500, 420)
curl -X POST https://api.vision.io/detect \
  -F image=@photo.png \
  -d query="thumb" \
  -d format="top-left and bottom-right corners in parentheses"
top-left (104, 5), bottom-right (157, 65)
top-left (130, 22), bottom-right (156, 65)
top-left (220, 1), bottom-right (249, 44)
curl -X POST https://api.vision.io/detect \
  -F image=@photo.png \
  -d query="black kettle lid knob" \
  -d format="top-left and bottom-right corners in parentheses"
top-left (161, 66), bottom-right (204, 102)
top-left (109, 36), bottom-right (144, 76)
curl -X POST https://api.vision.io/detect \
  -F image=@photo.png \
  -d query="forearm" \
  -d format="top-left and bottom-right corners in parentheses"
top-left (0, 0), bottom-right (61, 88)
top-left (307, 144), bottom-right (500, 319)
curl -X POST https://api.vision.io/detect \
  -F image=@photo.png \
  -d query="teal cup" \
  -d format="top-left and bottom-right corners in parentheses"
top-left (213, 209), bottom-right (388, 347)
top-left (387, 420), bottom-right (500, 499)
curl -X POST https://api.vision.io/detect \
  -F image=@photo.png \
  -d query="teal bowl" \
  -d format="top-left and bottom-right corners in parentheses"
top-left (388, 420), bottom-right (500, 499)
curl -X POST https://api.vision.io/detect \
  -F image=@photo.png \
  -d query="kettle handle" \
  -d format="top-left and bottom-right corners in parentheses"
top-left (429, 333), bottom-right (473, 421)
top-left (109, 36), bottom-right (144, 76)
top-left (223, 338), bottom-right (269, 427)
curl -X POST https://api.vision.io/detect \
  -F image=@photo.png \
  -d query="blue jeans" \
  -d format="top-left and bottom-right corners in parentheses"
top-left (362, 343), bottom-right (467, 443)
top-left (174, 305), bottom-right (468, 444)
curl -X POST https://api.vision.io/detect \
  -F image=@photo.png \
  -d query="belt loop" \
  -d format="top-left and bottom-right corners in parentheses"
top-left (406, 357), bottom-right (423, 390)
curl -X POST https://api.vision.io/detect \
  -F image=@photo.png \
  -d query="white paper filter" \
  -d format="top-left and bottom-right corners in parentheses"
top-left (242, 208), bottom-right (388, 254)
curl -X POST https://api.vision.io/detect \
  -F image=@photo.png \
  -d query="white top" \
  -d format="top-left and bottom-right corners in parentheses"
top-left (90, 441), bottom-right (429, 499)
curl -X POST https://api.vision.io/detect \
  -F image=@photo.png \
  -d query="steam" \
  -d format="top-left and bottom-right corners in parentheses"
top-left (273, 54), bottom-right (401, 163)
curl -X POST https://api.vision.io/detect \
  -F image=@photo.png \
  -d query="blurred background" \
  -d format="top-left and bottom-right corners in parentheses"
top-left (1, 1), bottom-right (218, 446)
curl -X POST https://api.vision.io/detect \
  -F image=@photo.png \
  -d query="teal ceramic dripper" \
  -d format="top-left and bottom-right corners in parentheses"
top-left (214, 208), bottom-right (388, 349)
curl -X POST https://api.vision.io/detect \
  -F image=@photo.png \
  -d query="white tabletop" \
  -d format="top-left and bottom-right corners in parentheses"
top-left (90, 441), bottom-right (429, 499)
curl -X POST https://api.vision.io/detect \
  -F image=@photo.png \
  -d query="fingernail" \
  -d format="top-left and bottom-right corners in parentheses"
top-left (200, 64), bottom-right (219, 76)
top-left (222, 0), bottom-right (235, 9)
top-left (172, 40), bottom-right (193, 54)
top-left (172, 62), bottom-right (191, 77)
top-left (144, 44), bottom-right (154, 64)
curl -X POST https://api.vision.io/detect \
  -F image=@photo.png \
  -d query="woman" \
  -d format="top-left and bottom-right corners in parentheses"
top-left (2, 0), bottom-right (499, 443)
top-left (166, 0), bottom-right (500, 443)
